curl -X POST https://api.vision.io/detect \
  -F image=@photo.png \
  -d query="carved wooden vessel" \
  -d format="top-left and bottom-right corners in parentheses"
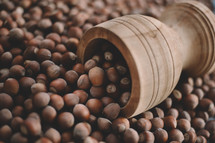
top-left (77, 1), bottom-right (215, 117)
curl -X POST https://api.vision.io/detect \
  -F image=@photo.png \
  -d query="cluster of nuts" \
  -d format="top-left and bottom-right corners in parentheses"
top-left (0, 0), bottom-right (215, 143)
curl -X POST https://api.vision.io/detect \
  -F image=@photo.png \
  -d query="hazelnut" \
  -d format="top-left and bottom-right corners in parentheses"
top-left (0, 108), bottom-right (12, 125)
top-left (33, 92), bottom-right (50, 108)
top-left (180, 83), bottom-right (193, 95)
top-left (50, 94), bottom-right (64, 111)
top-left (49, 78), bottom-right (67, 93)
top-left (40, 39), bottom-right (55, 51)
top-left (0, 68), bottom-right (9, 81)
top-left (64, 70), bottom-right (79, 84)
top-left (101, 96), bottom-right (114, 106)
top-left (196, 136), bottom-right (207, 143)
top-left (154, 128), bottom-right (168, 143)
top-left (184, 130), bottom-right (197, 143)
top-left (168, 129), bottom-right (184, 142)
top-left (86, 99), bottom-right (103, 115)
top-left (123, 128), bottom-right (139, 143)
top-left (197, 129), bottom-right (210, 139)
top-left (84, 59), bottom-right (97, 72)
top-left (77, 74), bottom-right (91, 90)
top-left (63, 93), bottom-right (79, 107)
top-left (9, 28), bottom-right (24, 42)
top-left (73, 89), bottom-right (88, 103)
top-left (0, 52), bottom-right (13, 67)
top-left (137, 118), bottom-right (152, 131)
top-left (193, 88), bottom-right (204, 100)
top-left (73, 122), bottom-right (91, 141)
top-left (139, 131), bottom-right (155, 143)
top-left (112, 117), bottom-right (130, 133)
top-left (51, 52), bottom-right (62, 65)
top-left (38, 18), bottom-right (52, 30)
top-left (9, 65), bottom-right (25, 78)
top-left (163, 116), bottom-right (177, 130)
top-left (46, 64), bottom-right (61, 79)
top-left (53, 22), bottom-right (64, 34)
top-left (167, 108), bottom-right (179, 119)
top-left (42, 106), bottom-right (57, 123)
top-left (37, 48), bottom-right (51, 62)
top-left (45, 128), bottom-right (61, 143)
top-left (205, 120), bottom-right (215, 134)
top-left (36, 74), bottom-right (48, 85)
top-left (12, 55), bottom-right (24, 65)
top-left (11, 116), bottom-right (23, 131)
top-left (140, 111), bottom-right (154, 120)
top-left (119, 77), bottom-right (131, 90)
top-left (119, 92), bottom-right (130, 106)
top-left (91, 131), bottom-right (103, 141)
top-left (57, 112), bottom-right (75, 130)
top-left (31, 83), bottom-right (47, 95)
top-left (191, 118), bottom-right (205, 131)
top-left (89, 66), bottom-right (105, 86)
top-left (103, 103), bottom-right (120, 120)
top-left (106, 67), bottom-right (119, 83)
top-left (11, 132), bottom-right (28, 143)
top-left (105, 133), bottom-right (120, 143)
top-left (97, 117), bottom-right (112, 133)
top-left (4, 78), bottom-right (19, 96)
top-left (73, 63), bottom-right (85, 75)
top-left (90, 86), bottom-right (105, 98)
top-left (0, 125), bottom-right (12, 141)
top-left (177, 119), bottom-right (191, 132)
top-left (61, 52), bottom-right (77, 68)
top-left (24, 60), bottom-right (40, 76)
top-left (73, 104), bottom-right (90, 121)
top-left (41, 60), bottom-right (54, 72)
top-left (35, 137), bottom-right (52, 143)
top-left (20, 117), bottom-right (41, 136)
top-left (19, 77), bottom-right (35, 94)
top-left (106, 83), bottom-right (120, 98)
top-left (152, 107), bottom-right (164, 118)
top-left (199, 98), bottom-right (214, 112)
top-left (12, 105), bottom-right (24, 117)
top-left (183, 94), bottom-right (199, 109)
top-left (150, 117), bottom-right (164, 131)
top-left (180, 111), bottom-right (191, 122)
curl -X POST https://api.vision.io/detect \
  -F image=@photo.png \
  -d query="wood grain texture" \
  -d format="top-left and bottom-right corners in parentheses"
top-left (77, 1), bottom-right (215, 117)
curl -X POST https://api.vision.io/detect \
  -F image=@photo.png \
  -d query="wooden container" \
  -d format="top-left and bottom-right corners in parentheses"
top-left (77, 1), bottom-right (215, 118)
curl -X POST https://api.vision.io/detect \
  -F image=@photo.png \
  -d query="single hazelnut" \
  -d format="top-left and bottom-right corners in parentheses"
top-left (168, 129), bottom-right (184, 142)
top-left (63, 93), bottom-right (79, 107)
top-left (90, 86), bottom-right (105, 98)
top-left (0, 108), bottom-right (12, 125)
top-left (150, 117), bottom-right (164, 131)
top-left (163, 116), bottom-right (177, 130)
top-left (140, 111), bottom-right (154, 120)
top-left (50, 94), bottom-right (64, 111)
top-left (191, 118), bottom-right (205, 131)
top-left (184, 130), bottom-right (197, 143)
top-left (42, 106), bottom-right (57, 123)
top-left (139, 131), bottom-right (155, 143)
top-left (24, 60), bottom-right (40, 76)
top-left (73, 63), bottom-right (85, 75)
top-left (112, 117), bottom-right (130, 133)
top-left (57, 112), bottom-right (75, 130)
top-left (197, 129), bottom-right (210, 139)
top-left (73, 104), bottom-right (90, 121)
top-left (4, 78), bottom-right (19, 96)
top-left (123, 128), bottom-right (139, 143)
top-left (45, 128), bottom-right (61, 143)
top-left (77, 74), bottom-right (91, 90)
top-left (101, 96), bottom-right (114, 106)
top-left (49, 78), bottom-right (67, 93)
top-left (106, 67), bottom-right (119, 83)
top-left (9, 65), bottom-right (25, 78)
top-left (61, 52), bottom-right (77, 68)
top-left (86, 99), bottom-right (103, 115)
top-left (73, 89), bottom-right (88, 103)
top-left (37, 48), bottom-right (51, 62)
top-left (91, 131), bottom-right (103, 141)
top-left (137, 118), bottom-right (152, 131)
top-left (31, 83), bottom-right (47, 95)
top-left (73, 122), bottom-right (91, 141)
top-left (19, 77), bottom-right (36, 94)
top-left (183, 94), bottom-right (199, 110)
top-left (84, 59), bottom-right (97, 72)
top-left (89, 66), bottom-right (105, 86)
top-left (33, 92), bottom-right (50, 108)
top-left (177, 119), bottom-right (191, 132)
top-left (103, 103), bottom-right (120, 120)
top-left (119, 92), bottom-right (130, 106)
top-left (154, 128), bottom-right (168, 143)
top-left (97, 117), bottom-right (112, 133)
top-left (46, 64), bottom-right (61, 79)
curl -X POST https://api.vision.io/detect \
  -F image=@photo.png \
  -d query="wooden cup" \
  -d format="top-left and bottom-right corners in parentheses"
top-left (77, 1), bottom-right (215, 117)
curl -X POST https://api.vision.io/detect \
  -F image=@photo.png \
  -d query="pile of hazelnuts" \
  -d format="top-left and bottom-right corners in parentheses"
top-left (1, 0), bottom-right (215, 143)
